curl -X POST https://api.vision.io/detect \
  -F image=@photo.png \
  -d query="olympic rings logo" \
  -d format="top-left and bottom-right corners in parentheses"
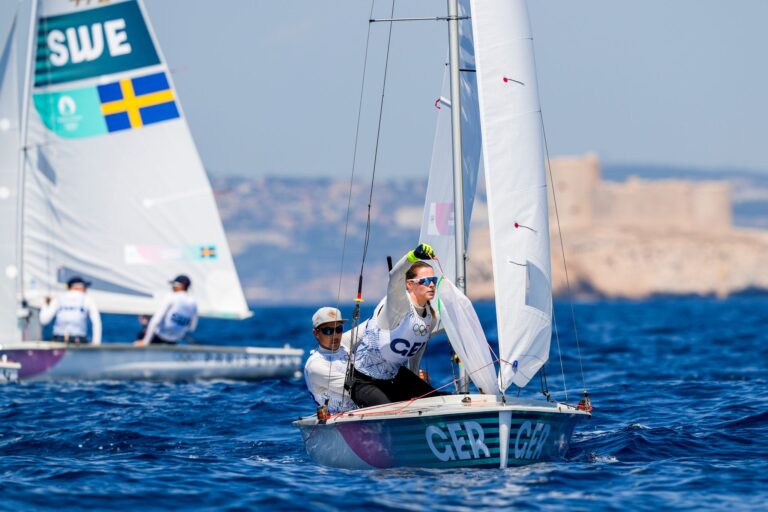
top-left (412, 324), bottom-right (428, 336)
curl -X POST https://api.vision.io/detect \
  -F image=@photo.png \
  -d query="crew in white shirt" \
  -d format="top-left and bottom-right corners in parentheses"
top-left (136, 274), bottom-right (198, 346)
top-left (304, 307), bottom-right (357, 415)
top-left (350, 243), bottom-right (444, 407)
top-left (40, 276), bottom-right (102, 345)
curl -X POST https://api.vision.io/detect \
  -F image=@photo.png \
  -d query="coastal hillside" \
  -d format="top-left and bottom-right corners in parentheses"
top-left (212, 155), bottom-right (768, 304)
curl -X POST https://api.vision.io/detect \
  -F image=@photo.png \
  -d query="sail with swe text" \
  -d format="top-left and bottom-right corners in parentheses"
top-left (21, 0), bottom-right (249, 319)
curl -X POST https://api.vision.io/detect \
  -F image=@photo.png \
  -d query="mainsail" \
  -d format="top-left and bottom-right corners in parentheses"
top-left (0, 14), bottom-right (19, 340)
top-left (19, 0), bottom-right (249, 319)
top-left (419, 0), bottom-right (482, 284)
top-left (421, 0), bottom-right (498, 395)
top-left (471, 0), bottom-right (552, 391)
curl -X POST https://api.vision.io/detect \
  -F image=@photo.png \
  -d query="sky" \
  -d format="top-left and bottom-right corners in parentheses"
top-left (2, 0), bottom-right (767, 178)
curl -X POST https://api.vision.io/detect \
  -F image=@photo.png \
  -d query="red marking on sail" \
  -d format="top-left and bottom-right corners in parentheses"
top-left (502, 76), bottom-right (525, 86)
top-left (514, 222), bottom-right (536, 232)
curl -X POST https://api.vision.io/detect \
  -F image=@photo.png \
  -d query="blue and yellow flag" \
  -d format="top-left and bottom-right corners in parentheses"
top-left (33, 71), bottom-right (181, 139)
top-left (198, 246), bottom-right (218, 260)
top-left (98, 72), bottom-right (180, 132)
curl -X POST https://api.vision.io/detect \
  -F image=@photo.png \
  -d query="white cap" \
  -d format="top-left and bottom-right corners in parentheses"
top-left (312, 307), bottom-right (348, 328)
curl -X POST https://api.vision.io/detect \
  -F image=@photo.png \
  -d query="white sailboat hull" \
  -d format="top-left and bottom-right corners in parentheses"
top-left (0, 342), bottom-right (302, 381)
top-left (295, 394), bottom-right (589, 469)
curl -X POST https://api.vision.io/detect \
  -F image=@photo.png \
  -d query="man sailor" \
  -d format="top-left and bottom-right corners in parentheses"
top-left (304, 307), bottom-right (357, 415)
top-left (136, 274), bottom-right (198, 346)
top-left (40, 276), bottom-right (102, 345)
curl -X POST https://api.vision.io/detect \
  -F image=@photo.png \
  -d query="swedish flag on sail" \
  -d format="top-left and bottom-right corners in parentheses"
top-left (97, 72), bottom-right (180, 132)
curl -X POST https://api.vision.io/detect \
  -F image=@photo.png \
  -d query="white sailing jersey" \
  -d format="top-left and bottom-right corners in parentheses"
top-left (143, 291), bottom-right (198, 343)
top-left (39, 290), bottom-right (102, 344)
top-left (354, 298), bottom-right (434, 380)
top-left (351, 252), bottom-right (443, 380)
top-left (304, 345), bottom-right (357, 414)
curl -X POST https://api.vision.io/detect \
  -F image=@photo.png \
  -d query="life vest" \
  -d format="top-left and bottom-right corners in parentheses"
top-left (155, 292), bottom-right (197, 341)
top-left (304, 346), bottom-right (357, 414)
top-left (353, 298), bottom-right (432, 380)
top-left (52, 291), bottom-right (90, 338)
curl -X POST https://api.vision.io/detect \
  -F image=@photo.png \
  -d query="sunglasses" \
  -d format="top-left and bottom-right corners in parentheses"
top-left (317, 325), bottom-right (344, 335)
top-left (408, 276), bottom-right (438, 286)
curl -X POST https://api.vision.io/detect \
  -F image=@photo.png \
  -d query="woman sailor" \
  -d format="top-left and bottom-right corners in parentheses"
top-left (350, 243), bottom-right (445, 407)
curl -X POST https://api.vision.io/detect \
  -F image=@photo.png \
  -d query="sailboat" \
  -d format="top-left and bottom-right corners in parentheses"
top-left (295, 0), bottom-right (591, 468)
top-left (0, 0), bottom-right (302, 380)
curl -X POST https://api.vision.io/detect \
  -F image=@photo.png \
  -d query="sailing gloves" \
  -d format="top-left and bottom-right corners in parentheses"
top-left (407, 243), bottom-right (435, 263)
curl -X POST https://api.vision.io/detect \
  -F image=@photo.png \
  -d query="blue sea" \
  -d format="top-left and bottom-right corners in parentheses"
top-left (1, 298), bottom-right (767, 511)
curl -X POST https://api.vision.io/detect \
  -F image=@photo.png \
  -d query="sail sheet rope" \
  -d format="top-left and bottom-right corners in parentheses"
top-left (541, 122), bottom-right (589, 401)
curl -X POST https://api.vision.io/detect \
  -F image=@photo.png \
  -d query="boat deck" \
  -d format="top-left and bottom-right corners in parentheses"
top-left (296, 394), bottom-right (590, 426)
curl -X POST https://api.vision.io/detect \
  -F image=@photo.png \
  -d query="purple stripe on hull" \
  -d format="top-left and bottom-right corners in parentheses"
top-left (337, 421), bottom-right (394, 468)
top-left (1, 349), bottom-right (66, 379)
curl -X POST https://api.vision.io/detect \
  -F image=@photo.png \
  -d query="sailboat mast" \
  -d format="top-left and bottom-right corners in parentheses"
top-left (447, 0), bottom-right (471, 394)
top-left (447, 0), bottom-right (465, 292)
top-left (15, 0), bottom-right (39, 323)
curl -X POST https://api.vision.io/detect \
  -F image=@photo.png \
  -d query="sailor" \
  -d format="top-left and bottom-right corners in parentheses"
top-left (350, 243), bottom-right (444, 408)
top-left (303, 307), bottom-right (357, 415)
top-left (40, 276), bottom-right (102, 345)
top-left (136, 274), bottom-right (198, 346)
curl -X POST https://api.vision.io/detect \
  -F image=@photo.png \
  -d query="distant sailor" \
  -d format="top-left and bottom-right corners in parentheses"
top-left (350, 243), bottom-right (445, 407)
top-left (136, 275), bottom-right (198, 346)
top-left (40, 276), bottom-right (102, 345)
top-left (304, 307), bottom-right (357, 415)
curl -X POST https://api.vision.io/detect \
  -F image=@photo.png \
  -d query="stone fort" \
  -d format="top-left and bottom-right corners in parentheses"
top-left (548, 153), bottom-right (731, 233)
top-left (467, 153), bottom-right (767, 298)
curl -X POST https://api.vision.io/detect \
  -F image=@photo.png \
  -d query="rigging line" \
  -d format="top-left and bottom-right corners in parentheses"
top-left (337, 0), bottom-right (393, 410)
top-left (358, 0), bottom-right (396, 280)
top-left (335, 0), bottom-right (377, 305)
top-left (550, 304), bottom-right (569, 401)
top-left (330, 357), bottom-right (500, 421)
top-left (540, 118), bottom-right (589, 396)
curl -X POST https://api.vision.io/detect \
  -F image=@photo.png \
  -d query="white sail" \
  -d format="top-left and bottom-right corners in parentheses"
top-left (471, 0), bottom-right (551, 391)
top-left (20, 0), bottom-right (249, 319)
top-left (419, 0), bottom-right (482, 283)
top-left (436, 278), bottom-right (498, 395)
top-left (0, 14), bottom-right (19, 341)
